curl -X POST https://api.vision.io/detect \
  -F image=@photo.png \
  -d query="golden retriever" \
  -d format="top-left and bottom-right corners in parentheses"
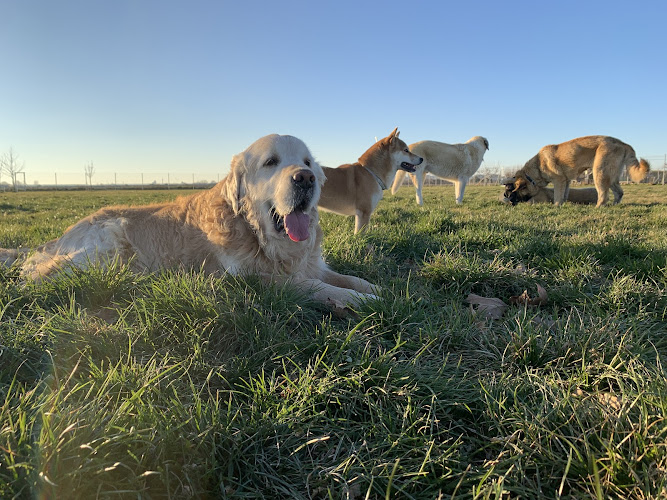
top-left (0, 134), bottom-right (378, 306)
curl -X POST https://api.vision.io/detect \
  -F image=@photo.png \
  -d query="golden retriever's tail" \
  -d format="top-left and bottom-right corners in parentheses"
top-left (627, 158), bottom-right (650, 183)
top-left (390, 170), bottom-right (407, 195)
top-left (0, 248), bottom-right (21, 267)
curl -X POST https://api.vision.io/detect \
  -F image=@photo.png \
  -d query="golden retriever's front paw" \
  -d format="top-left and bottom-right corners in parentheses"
top-left (324, 289), bottom-right (379, 310)
top-left (349, 290), bottom-right (380, 305)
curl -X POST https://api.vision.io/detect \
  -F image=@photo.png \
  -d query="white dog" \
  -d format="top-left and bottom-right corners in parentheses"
top-left (391, 136), bottom-right (489, 205)
top-left (0, 134), bottom-right (378, 306)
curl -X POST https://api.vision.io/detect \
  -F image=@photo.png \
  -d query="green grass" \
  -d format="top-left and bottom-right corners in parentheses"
top-left (1, 184), bottom-right (666, 498)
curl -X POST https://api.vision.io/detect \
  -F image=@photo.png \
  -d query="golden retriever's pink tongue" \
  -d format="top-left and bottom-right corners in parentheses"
top-left (284, 211), bottom-right (310, 242)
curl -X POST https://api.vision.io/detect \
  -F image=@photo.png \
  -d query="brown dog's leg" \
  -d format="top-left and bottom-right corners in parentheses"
top-left (592, 165), bottom-right (610, 206)
top-left (552, 178), bottom-right (569, 206)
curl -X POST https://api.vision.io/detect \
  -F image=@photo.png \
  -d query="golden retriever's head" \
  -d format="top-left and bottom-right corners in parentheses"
top-left (226, 134), bottom-right (325, 242)
top-left (503, 173), bottom-right (540, 205)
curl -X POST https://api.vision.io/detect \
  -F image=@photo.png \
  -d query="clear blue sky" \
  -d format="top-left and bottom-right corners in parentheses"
top-left (2, 0), bottom-right (666, 185)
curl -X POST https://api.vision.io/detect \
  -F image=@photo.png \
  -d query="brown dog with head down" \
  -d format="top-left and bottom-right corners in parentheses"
top-left (507, 135), bottom-right (649, 207)
top-left (502, 182), bottom-right (599, 205)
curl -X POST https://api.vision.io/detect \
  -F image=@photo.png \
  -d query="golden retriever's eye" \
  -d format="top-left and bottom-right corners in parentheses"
top-left (264, 156), bottom-right (279, 167)
top-left (304, 159), bottom-right (311, 167)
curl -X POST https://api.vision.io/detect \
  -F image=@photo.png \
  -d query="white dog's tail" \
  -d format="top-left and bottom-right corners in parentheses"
top-left (390, 170), bottom-right (407, 195)
top-left (627, 158), bottom-right (650, 183)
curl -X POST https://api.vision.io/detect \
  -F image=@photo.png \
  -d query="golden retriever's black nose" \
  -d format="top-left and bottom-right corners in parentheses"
top-left (292, 170), bottom-right (315, 188)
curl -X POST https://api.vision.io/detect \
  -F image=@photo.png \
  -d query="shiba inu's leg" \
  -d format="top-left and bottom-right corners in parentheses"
top-left (354, 210), bottom-right (371, 233)
top-left (454, 176), bottom-right (468, 204)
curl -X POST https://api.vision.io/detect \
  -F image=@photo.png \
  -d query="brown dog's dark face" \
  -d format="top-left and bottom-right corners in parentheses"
top-left (503, 176), bottom-right (536, 205)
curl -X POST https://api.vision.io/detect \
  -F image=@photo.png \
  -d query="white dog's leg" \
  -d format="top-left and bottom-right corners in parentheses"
top-left (455, 177), bottom-right (468, 204)
top-left (415, 171), bottom-right (425, 206)
top-left (390, 170), bottom-right (406, 195)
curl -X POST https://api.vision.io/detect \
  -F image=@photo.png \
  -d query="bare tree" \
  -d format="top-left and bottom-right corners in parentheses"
top-left (0, 147), bottom-right (25, 192)
top-left (84, 161), bottom-right (95, 188)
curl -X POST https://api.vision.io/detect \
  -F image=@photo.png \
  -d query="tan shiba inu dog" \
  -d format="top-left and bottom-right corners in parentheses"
top-left (318, 128), bottom-right (423, 233)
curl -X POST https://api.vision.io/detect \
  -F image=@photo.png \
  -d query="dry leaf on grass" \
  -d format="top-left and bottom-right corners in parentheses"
top-left (509, 284), bottom-right (548, 306)
top-left (465, 293), bottom-right (508, 320)
top-left (574, 388), bottom-right (621, 411)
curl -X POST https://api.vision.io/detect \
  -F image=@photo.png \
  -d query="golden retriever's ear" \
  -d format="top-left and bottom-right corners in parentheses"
top-left (317, 162), bottom-right (327, 187)
top-left (225, 153), bottom-right (246, 214)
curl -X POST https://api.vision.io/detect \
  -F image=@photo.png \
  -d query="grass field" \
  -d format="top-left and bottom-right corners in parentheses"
top-left (1, 184), bottom-right (666, 499)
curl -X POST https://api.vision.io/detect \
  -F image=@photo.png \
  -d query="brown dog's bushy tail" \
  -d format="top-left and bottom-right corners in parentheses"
top-left (628, 158), bottom-right (650, 183)
top-left (390, 170), bottom-right (407, 195)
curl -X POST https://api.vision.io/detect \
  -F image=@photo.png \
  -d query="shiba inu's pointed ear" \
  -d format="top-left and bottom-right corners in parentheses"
top-left (388, 127), bottom-right (399, 143)
top-left (224, 153), bottom-right (246, 214)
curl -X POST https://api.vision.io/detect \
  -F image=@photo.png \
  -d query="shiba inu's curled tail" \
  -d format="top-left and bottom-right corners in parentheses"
top-left (390, 170), bottom-right (407, 195)
top-left (627, 158), bottom-right (650, 183)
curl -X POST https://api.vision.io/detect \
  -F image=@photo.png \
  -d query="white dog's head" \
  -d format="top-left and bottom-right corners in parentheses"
top-left (225, 134), bottom-right (325, 243)
top-left (467, 136), bottom-right (490, 151)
